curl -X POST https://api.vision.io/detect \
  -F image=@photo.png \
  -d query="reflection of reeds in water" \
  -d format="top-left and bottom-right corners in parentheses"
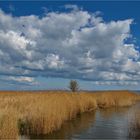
top-left (99, 107), bottom-right (130, 119)
top-left (0, 90), bottom-right (139, 139)
top-left (128, 104), bottom-right (140, 139)
top-left (30, 112), bottom-right (96, 139)
top-left (129, 121), bottom-right (140, 139)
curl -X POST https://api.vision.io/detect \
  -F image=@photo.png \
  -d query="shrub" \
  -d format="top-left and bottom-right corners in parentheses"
top-left (69, 80), bottom-right (79, 92)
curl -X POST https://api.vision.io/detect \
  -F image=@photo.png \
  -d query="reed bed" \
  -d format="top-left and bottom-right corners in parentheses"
top-left (0, 90), bottom-right (139, 139)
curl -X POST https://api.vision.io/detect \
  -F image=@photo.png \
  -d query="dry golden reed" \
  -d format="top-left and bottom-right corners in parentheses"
top-left (0, 90), bottom-right (139, 139)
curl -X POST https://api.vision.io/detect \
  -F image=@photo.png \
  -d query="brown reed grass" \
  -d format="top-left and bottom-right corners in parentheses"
top-left (0, 90), bottom-right (139, 139)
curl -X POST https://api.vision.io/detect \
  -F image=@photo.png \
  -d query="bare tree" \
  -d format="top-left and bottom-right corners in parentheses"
top-left (69, 80), bottom-right (79, 92)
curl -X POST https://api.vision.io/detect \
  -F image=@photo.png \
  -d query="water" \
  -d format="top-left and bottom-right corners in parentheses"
top-left (24, 102), bottom-right (140, 139)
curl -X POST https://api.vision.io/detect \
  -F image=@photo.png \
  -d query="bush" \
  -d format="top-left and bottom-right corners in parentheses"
top-left (69, 80), bottom-right (79, 92)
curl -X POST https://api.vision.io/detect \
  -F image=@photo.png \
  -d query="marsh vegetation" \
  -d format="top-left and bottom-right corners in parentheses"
top-left (0, 91), bottom-right (139, 139)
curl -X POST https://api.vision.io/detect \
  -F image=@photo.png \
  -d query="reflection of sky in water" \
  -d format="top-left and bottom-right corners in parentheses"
top-left (72, 108), bottom-right (130, 139)
top-left (72, 104), bottom-right (140, 139)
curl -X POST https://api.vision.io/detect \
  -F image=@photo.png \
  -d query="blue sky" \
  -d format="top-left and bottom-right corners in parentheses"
top-left (0, 1), bottom-right (140, 90)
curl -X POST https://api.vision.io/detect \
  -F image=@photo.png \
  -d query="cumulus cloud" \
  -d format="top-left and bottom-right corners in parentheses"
top-left (0, 76), bottom-right (38, 86)
top-left (0, 6), bottom-right (140, 86)
top-left (9, 76), bottom-right (35, 83)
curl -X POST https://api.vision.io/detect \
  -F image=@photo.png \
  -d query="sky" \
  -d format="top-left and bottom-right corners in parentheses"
top-left (0, 1), bottom-right (140, 90)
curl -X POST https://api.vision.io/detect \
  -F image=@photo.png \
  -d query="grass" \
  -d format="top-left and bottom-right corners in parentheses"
top-left (0, 90), bottom-right (139, 139)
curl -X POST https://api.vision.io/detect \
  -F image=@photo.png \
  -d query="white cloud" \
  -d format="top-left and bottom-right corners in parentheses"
top-left (0, 75), bottom-right (38, 86)
top-left (64, 4), bottom-right (79, 11)
top-left (9, 76), bottom-right (34, 83)
top-left (0, 7), bottom-right (140, 86)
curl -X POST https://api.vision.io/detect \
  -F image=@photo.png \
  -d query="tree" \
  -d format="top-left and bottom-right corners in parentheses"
top-left (69, 80), bottom-right (79, 92)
